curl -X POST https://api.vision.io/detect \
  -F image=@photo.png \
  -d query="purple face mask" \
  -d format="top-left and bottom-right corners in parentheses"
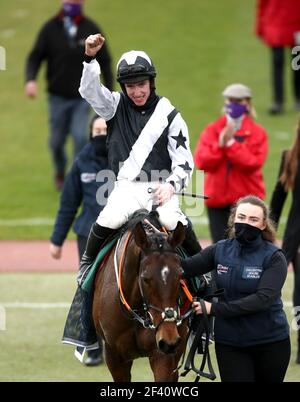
top-left (226, 102), bottom-right (247, 119)
top-left (63, 3), bottom-right (82, 17)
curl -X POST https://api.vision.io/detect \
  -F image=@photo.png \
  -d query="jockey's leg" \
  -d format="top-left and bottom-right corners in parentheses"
top-left (77, 223), bottom-right (117, 286)
top-left (77, 180), bottom-right (142, 286)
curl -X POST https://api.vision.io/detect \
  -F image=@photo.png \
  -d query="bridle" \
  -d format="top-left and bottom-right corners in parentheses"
top-left (114, 231), bottom-right (193, 331)
top-left (137, 253), bottom-right (183, 330)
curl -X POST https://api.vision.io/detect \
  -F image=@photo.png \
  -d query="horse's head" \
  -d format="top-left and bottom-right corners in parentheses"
top-left (133, 221), bottom-right (186, 354)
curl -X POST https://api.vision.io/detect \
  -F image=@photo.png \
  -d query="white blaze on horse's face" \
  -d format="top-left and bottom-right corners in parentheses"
top-left (161, 266), bottom-right (169, 285)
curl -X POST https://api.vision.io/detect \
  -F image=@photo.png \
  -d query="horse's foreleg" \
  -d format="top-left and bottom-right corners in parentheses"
top-left (104, 343), bottom-right (133, 382)
top-left (149, 353), bottom-right (179, 382)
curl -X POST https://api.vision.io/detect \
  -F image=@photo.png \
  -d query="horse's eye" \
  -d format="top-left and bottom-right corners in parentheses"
top-left (141, 276), bottom-right (150, 284)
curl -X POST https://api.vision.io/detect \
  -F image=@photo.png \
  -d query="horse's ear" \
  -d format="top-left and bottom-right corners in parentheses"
top-left (168, 221), bottom-right (186, 249)
top-left (133, 222), bottom-right (150, 250)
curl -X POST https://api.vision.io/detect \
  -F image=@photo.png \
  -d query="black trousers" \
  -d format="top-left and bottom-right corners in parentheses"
top-left (206, 206), bottom-right (231, 243)
top-left (215, 338), bottom-right (291, 382)
top-left (271, 47), bottom-right (300, 104)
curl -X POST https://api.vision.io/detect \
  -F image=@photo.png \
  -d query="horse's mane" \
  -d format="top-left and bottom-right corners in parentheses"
top-left (126, 209), bottom-right (163, 233)
top-left (124, 209), bottom-right (176, 253)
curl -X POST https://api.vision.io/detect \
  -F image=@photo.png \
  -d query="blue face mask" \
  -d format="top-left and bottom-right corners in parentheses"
top-left (226, 102), bottom-right (247, 119)
top-left (63, 3), bottom-right (82, 17)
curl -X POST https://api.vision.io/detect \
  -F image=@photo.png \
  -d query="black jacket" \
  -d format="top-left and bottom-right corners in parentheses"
top-left (270, 150), bottom-right (300, 262)
top-left (182, 237), bottom-right (289, 347)
top-left (25, 13), bottom-right (113, 97)
top-left (50, 136), bottom-right (108, 245)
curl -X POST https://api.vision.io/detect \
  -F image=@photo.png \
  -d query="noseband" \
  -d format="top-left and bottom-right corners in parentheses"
top-left (138, 263), bottom-right (183, 330)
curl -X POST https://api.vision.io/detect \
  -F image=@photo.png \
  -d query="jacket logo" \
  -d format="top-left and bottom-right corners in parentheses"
top-left (217, 264), bottom-right (229, 274)
top-left (81, 173), bottom-right (96, 183)
top-left (242, 266), bottom-right (262, 279)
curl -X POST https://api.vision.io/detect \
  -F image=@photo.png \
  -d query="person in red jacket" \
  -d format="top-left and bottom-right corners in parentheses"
top-left (194, 83), bottom-right (268, 242)
top-left (255, 0), bottom-right (300, 114)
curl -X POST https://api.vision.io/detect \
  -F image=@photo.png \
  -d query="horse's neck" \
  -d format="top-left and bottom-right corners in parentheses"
top-left (119, 233), bottom-right (142, 306)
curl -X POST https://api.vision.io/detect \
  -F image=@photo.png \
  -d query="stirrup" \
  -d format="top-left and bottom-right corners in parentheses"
top-left (74, 346), bottom-right (86, 363)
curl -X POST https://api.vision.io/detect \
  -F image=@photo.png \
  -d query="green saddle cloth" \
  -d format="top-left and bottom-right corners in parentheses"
top-left (82, 237), bottom-right (118, 293)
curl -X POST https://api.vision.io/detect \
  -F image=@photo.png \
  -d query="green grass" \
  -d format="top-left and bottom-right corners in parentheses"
top-left (0, 0), bottom-right (298, 240)
top-left (0, 272), bottom-right (298, 382)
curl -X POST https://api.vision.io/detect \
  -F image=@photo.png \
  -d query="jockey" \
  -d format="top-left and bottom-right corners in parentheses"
top-left (77, 34), bottom-right (201, 285)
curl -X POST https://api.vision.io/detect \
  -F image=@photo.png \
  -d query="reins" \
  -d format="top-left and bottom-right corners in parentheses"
top-left (179, 298), bottom-right (216, 381)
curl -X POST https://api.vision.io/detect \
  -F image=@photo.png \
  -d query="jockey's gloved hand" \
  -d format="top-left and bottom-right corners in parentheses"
top-left (154, 183), bottom-right (175, 205)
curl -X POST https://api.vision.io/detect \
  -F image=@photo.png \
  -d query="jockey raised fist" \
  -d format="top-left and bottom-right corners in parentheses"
top-left (85, 34), bottom-right (105, 57)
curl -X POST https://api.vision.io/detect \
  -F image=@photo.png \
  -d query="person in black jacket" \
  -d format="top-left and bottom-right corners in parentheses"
top-left (50, 115), bottom-right (108, 366)
top-left (270, 118), bottom-right (300, 364)
top-left (182, 195), bottom-right (290, 382)
top-left (25, 0), bottom-right (113, 190)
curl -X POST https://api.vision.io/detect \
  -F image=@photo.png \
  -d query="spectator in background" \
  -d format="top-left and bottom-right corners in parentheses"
top-left (270, 116), bottom-right (300, 364)
top-left (194, 84), bottom-right (268, 242)
top-left (25, 0), bottom-right (113, 190)
top-left (255, 0), bottom-right (300, 115)
top-left (50, 116), bottom-right (108, 366)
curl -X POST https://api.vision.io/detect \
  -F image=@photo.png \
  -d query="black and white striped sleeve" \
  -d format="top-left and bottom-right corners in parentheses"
top-left (79, 59), bottom-right (120, 120)
top-left (166, 113), bottom-right (194, 192)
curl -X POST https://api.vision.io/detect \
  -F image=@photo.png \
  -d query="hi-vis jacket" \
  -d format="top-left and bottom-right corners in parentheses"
top-left (79, 59), bottom-right (194, 192)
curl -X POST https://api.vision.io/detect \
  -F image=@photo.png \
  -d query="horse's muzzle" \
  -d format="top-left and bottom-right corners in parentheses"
top-left (157, 336), bottom-right (181, 355)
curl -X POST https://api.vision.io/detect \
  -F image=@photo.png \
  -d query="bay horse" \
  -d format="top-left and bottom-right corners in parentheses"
top-left (92, 212), bottom-right (191, 382)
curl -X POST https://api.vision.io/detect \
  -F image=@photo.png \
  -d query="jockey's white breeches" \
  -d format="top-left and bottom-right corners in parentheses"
top-left (96, 180), bottom-right (187, 230)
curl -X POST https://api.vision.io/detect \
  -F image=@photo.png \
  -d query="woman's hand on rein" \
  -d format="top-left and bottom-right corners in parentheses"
top-left (192, 300), bottom-right (212, 315)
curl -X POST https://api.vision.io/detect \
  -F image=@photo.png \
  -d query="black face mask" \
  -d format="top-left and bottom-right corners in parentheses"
top-left (234, 222), bottom-right (262, 244)
top-left (91, 135), bottom-right (107, 157)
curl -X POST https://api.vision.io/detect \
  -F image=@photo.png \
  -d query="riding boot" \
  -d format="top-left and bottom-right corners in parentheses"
top-left (181, 219), bottom-right (202, 256)
top-left (77, 223), bottom-right (117, 287)
top-left (85, 340), bottom-right (104, 366)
